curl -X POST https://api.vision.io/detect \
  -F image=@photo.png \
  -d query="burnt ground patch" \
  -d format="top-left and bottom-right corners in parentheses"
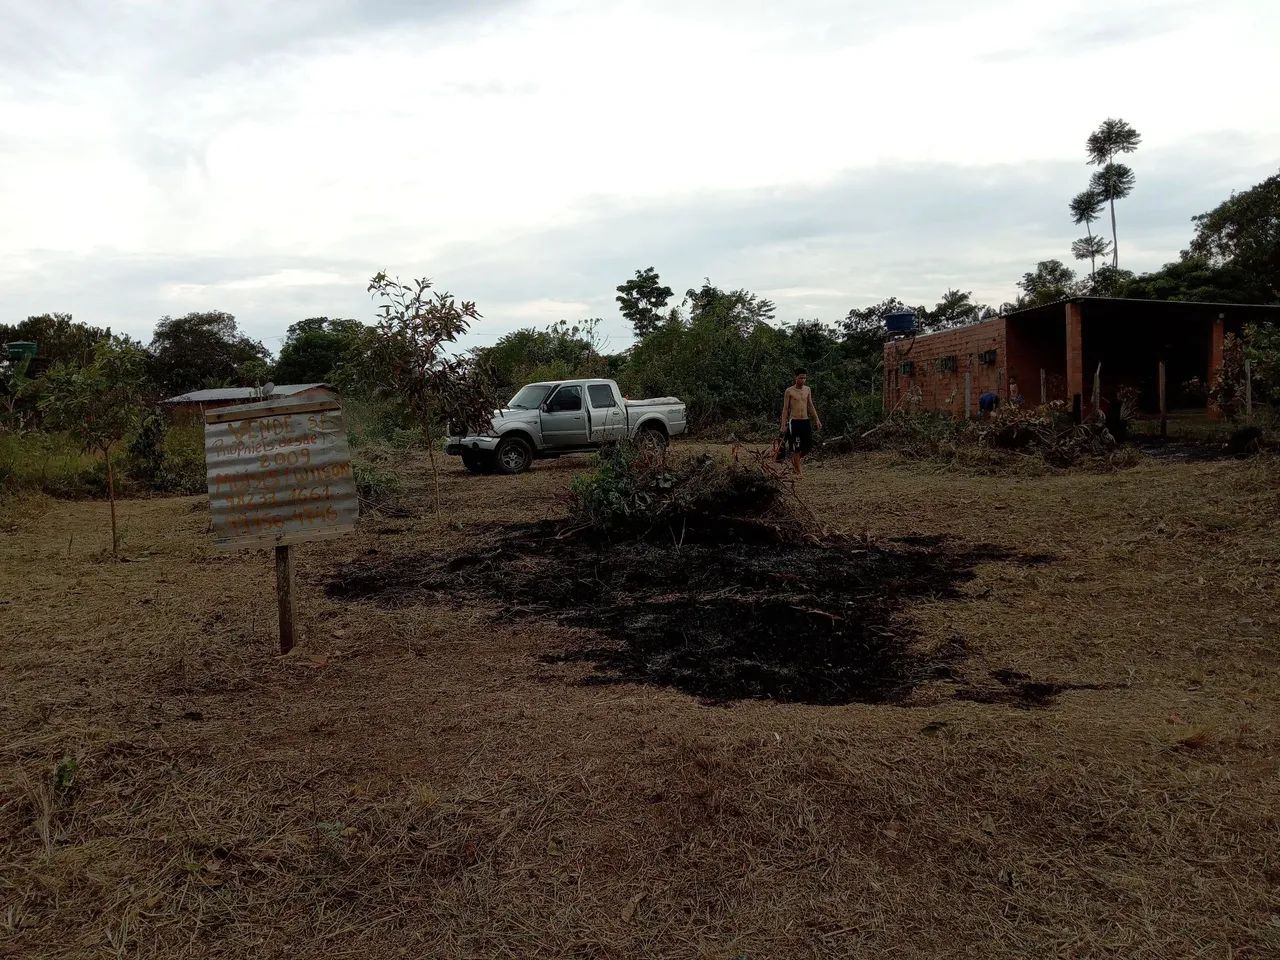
top-left (329, 521), bottom-right (1042, 706)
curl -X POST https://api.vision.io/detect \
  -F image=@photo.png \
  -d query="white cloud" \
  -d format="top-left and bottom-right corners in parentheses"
top-left (1, 0), bottom-right (1278, 350)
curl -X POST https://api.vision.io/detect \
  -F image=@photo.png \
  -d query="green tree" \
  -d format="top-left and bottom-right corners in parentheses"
top-left (685, 281), bottom-right (777, 334)
top-left (1186, 169), bottom-right (1280, 299)
top-left (1120, 255), bottom-right (1269, 303)
top-left (1088, 265), bottom-right (1135, 296)
top-left (362, 272), bottom-right (496, 507)
top-left (40, 337), bottom-right (150, 555)
top-left (1245, 322), bottom-right (1280, 408)
top-left (1017, 259), bottom-right (1078, 307)
top-left (842, 297), bottom-right (913, 337)
top-left (273, 317), bottom-right (370, 384)
top-left (918, 289), bottom-right (981, 331)
top-left (477, 319), bottom-right (605, 390)
top-left (1069, 188), bottom-right (1107, 280)
top-left (1086, 118), bottom-right (1141, 267)
top-left (0, 313), bottom-right (110, 369)
top-left (148, 311), bottom-right (271, 395)
top-left (0, 353), bottom-right (33, 428)
top-left (615, 267), bottom-right (674, 340)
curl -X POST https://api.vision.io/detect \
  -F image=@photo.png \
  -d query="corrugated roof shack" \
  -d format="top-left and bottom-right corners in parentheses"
top-left (883, 298), bottom-right (1280, 420)
top-left (163, 384), bottom-right (337, 425)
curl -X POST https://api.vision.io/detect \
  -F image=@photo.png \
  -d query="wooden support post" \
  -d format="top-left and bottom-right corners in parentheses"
top-left (1245, 359), bottom-right (1253, 422)
top-left (1040, 368), bottom-right (1046, 405)
top-left (964, 370), bottom-right (972, 419)
top-left (275, 544), bottom-right (296, 654)
top-left (1158, 360), bottom-right (1167, 438)
top-left (1091, 362), bottom-right (1102, 412)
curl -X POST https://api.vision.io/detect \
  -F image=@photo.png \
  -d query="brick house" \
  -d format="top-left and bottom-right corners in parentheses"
top-left (883, 297), bottom-right (1280, 419)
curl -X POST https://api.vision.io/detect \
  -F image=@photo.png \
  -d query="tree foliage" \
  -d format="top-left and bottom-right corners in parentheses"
top-left (684, 281), bottom-right (777, 334)
top-left (1084, 118), bottom-right (1141, 268)
top-left (40, 337), bottom-right (150, 554)
top-left (1017, 260), bottom-right (1078, 307)
top-left (1186, 169), bottom-right (1280, 299)
top-left (615, 267), bottom-right (674, 339)
top-left (273, 316), bottom-right (370, 384)
top-left (477, 319), bottom-right (606, 391)
top-left (359, 272), bottom-right (496, 503)
top-left (0, 313), bottom-right (110, 369)
top-left (918, 289), bottom-right (981, 331)
top-left (148, 311), bottom-right (270, 394)
top-left (1120, 256), bottom-right (1269, 303)
top-left (1071, 235), bottom-right (1111, 275)
top-left (1070, 188), bottom-right (1107, 279)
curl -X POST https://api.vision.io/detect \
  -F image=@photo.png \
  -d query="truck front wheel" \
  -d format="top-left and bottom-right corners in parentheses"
top-left (494, 436), bottom-right (533, 475)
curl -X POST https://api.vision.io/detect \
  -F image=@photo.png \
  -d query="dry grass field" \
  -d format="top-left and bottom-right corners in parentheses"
top-left (2, 444), bottom-right (1278, 959)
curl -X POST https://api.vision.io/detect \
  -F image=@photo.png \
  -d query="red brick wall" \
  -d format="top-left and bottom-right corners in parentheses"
top-left (883, 318), bottom-right (1007, 417)
top-left (1005, 310), bottom-right (1069, 404)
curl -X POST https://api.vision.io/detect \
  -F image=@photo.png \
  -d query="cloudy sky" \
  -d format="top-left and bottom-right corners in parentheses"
top-left (2, 0), bottom-right (1277, 354)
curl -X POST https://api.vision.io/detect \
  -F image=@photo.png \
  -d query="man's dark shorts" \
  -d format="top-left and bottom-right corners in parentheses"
top-left (787, 418), bottom-right (814, 455)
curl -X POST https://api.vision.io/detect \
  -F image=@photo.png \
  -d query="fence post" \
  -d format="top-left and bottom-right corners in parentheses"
top-left (276, 544), bottom-right (296, 655)
top-left (1245, 358), bottom-right (1253, 422)
top-left (1158, 361), bottom-right (1167, 438)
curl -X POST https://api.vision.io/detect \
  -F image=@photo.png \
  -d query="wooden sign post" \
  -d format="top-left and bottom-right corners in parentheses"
top-left (204, 398), bottom-right (358, 654)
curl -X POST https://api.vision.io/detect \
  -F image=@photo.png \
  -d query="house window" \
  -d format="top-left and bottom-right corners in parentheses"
top-left (937, 355), bottom-right (957, 374)
top-left (899, 361), bottom-right (914, 376)
top-left (978, 349), bottom-right (997, 366)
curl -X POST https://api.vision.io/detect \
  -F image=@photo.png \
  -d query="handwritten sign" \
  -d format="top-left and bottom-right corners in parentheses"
top-left (204, 398), bottom-right (358, 550)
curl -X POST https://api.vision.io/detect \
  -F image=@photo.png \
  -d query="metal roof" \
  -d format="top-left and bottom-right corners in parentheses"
top-left (164, 383), bottom-right (331, 404)
top-left (1001, 295), bottom-right (1280, 319)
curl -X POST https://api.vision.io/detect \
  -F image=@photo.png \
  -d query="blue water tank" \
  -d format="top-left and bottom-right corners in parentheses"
top-left (884, 310), bottom-right (916, 335)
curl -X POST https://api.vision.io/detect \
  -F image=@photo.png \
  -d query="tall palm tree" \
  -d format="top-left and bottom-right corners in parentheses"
top-left (1090, 163), bottom-right (1137, 268)
top-left (1086, 118), bottom-right (1141, 267)
top-left (1069, 188), bottom-right (1105, 279)
top-left (1071, 236), bottom-right (1112, 286)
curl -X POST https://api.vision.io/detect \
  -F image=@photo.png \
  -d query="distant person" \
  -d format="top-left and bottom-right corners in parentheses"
top-left (978, 391), bottom-right (1000, 417)
top-left (779, 368), bottom-right (822, 476)
top-left (1008, 377), bottom-right (1024, 407)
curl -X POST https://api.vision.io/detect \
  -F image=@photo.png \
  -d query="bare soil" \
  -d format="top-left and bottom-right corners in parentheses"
top-left (2, 445), bottom-right (1279, 959)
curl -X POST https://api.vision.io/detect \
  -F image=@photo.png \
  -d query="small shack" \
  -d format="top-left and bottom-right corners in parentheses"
top-left (883, 297), bottom-right (1280, 420)
top-left (163, 383), bottom-right (337, 424)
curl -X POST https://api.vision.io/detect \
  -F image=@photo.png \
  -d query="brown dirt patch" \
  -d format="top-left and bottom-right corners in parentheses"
top-left (2, 446), bottom-right (1279, 958)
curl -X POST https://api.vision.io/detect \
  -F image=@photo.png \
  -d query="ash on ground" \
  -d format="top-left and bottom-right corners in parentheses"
top-left (329, 519), bottom-right (1020, 705)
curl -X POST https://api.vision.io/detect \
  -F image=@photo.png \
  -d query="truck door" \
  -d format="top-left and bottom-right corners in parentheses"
top-left (586, 382), bottom-right (627, 442)
top-left (540, 385), bottom-right (589, 447)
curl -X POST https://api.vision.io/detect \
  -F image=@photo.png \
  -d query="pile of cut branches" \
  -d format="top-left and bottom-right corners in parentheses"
top-left (566, 440), bottom-right (821, 542)
top-left (972, 402), bottom-right (1121, 466)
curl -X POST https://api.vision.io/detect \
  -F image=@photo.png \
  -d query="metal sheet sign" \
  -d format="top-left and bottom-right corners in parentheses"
top-left (204, 399), bottom-right (358, 550)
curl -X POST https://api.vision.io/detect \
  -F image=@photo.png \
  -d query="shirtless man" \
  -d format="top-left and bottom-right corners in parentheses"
top-left (779, 368), bottom-right (822, 476)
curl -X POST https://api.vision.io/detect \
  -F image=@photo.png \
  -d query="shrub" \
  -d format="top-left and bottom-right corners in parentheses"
top-left (568, 440), bottom-right (789, 540)
top-left (351, 443), bottom-right (405, 509)
top-left (0, 430), bottom-right (112, 498)
top-left (126, 414), bottom-right (205, 495)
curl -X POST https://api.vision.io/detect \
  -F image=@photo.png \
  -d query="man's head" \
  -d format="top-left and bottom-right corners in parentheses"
top-left (794, 368), bottom-right (807, 387)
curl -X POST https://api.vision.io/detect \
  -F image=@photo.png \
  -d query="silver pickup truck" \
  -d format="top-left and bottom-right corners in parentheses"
top-left (446, 378), bottom-right (687, 474)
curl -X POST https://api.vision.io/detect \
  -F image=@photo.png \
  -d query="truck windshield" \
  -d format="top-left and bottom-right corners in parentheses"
top-left (508, 384), bottom-right (554, 410)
